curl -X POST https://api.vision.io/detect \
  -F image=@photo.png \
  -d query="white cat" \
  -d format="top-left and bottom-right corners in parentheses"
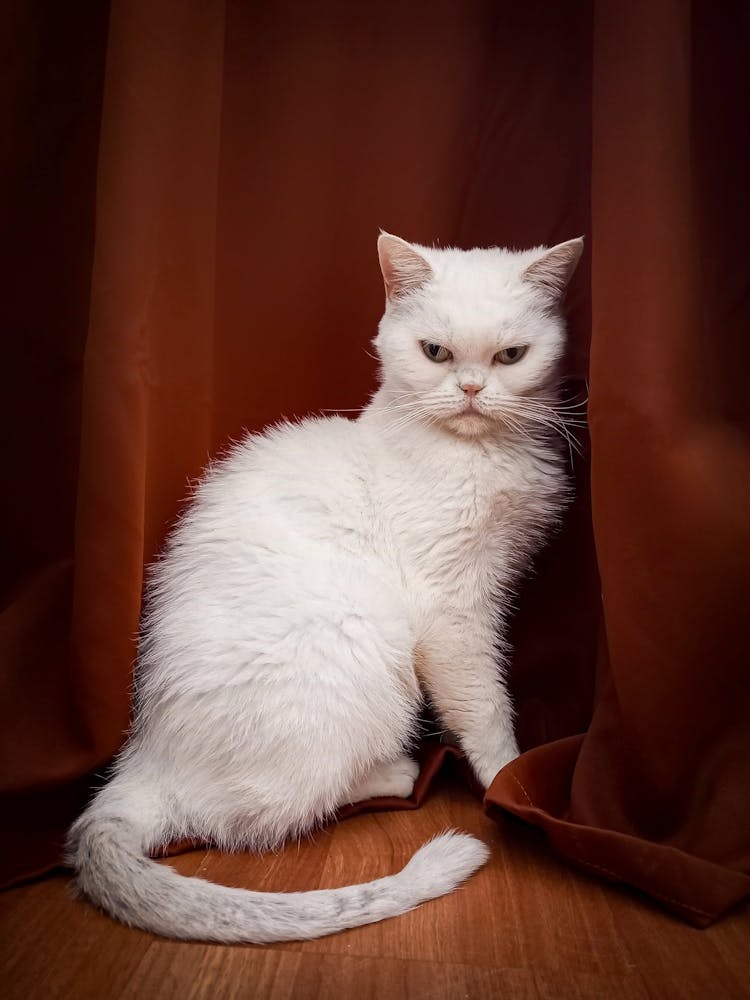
top-left (67, 233), bottom-right (583, 943)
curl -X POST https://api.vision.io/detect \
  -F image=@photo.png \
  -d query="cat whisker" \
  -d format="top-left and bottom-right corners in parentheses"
top-left (378, 405), bottom-right (436, 436)
top-left (323, 393), bottom-right (429, 425)
top-left (500, 403), bottom-right (585, 465)
top-left (319, 408), bottom-right (365, 415)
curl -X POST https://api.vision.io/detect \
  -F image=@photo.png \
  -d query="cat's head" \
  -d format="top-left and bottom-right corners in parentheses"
top-left (373, 234), bottom-right (583, 440)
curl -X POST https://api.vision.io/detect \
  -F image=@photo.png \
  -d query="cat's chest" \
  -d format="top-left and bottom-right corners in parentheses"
top-left (379, 445), bottom-right (541, 585)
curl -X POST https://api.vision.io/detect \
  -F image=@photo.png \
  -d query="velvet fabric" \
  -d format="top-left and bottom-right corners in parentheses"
top-left (2, 0), bottom-right (748, 925)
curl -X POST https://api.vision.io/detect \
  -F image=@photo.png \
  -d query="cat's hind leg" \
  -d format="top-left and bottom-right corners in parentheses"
top-left (201, 557), bottom-right (423, 845)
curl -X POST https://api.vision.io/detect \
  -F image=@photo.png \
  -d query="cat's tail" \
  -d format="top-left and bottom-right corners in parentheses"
top-left (67, 804), bottom-right (489, 943)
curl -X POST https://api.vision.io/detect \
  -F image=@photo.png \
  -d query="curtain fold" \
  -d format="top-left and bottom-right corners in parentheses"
top-left (70, 0), bottom-right (227, 763)
top-left (2, 0), bottom-right (748, 924)
top-left (487, 0), bottom-right (750, 926)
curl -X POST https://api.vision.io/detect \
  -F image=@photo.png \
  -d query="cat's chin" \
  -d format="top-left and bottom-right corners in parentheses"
top-left (442, 411), bottom-right (496, 439)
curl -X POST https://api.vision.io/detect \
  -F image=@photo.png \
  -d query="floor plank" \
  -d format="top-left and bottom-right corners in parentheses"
top-left (1, 774), bottom-right (748, 999)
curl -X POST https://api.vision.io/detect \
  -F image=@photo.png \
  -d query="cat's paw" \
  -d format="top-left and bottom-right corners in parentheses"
top-left (347, 755), bottom-right (420, 803)
top-left (474, 739), bottom-right (520, 790)
top-left (382, 755), bottom-right (420, 797)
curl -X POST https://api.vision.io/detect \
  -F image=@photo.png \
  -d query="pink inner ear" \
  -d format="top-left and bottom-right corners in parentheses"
top-left (378, 236), bottom-right (433, 300)
top-left (522, 239), bottom-right (584, 299)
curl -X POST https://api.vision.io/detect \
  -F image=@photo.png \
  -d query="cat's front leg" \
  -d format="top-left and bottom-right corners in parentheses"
top-left (417, 615), bottom-right (519, 789)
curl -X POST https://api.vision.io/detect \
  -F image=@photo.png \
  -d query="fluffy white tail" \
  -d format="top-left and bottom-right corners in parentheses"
top-left (68, 814), bottom-right (489, 943)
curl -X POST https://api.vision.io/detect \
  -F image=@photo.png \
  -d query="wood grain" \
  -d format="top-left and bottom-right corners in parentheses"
top-left (1, 774), bottom-right (748, 999)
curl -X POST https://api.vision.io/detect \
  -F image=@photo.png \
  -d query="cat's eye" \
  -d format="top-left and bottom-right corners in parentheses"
top-left (421, 342), bottom-right (453, 363)
top-left (493, 345), bottom-right (528, 365)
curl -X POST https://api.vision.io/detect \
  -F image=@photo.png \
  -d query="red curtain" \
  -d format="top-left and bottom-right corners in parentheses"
top-left (2, 0), bottom-right (748, 925)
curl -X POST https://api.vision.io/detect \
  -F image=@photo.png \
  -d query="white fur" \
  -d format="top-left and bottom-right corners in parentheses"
top-left (67, 234), bottom-right (582, 942)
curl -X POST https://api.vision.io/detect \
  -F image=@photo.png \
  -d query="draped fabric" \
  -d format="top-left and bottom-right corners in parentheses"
top-left (2, 0), bottom-right (748, 925)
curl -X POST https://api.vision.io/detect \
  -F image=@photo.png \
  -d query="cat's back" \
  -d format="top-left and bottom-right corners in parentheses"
top-left (216, 415), bottom-right (361, 482)
top-left (176, 415), bottom-right (374, 547)
top-left (142, 415), bottom-right (380, 666)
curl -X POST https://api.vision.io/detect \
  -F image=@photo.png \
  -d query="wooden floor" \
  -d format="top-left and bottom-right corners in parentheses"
top-left (1, 773), bottom-right (749, 999)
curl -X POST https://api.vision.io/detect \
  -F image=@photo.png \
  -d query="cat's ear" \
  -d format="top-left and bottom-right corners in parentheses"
top-left (522, 238), bottom-right (584, 301)
top-left (377, 233), bottom-right (433, 301)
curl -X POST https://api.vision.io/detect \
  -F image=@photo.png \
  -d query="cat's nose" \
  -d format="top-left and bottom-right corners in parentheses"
top-left (460, 382), bottom-right (484, 397)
